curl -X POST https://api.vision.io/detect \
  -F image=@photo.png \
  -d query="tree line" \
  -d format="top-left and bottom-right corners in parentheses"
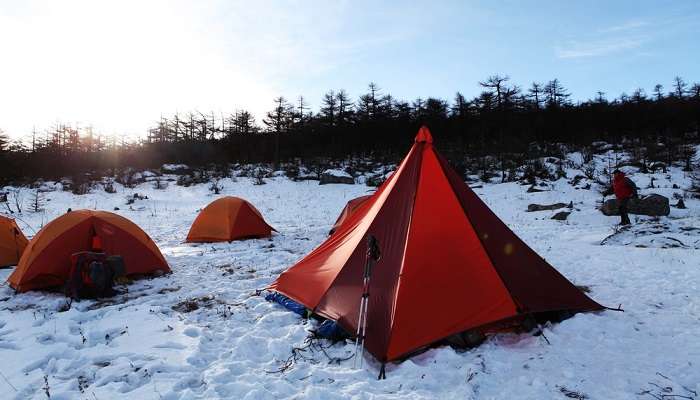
top-left (1, 75), bottom-right (699, 183)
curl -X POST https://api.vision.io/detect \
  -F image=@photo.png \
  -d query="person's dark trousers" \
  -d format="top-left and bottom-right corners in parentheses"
top-left (619, 198), bottom-right (631, 225)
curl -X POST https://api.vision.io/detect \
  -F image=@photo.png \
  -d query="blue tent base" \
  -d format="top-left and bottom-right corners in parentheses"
top-left (265, 292), bottom-right (350, 341)
top-left (265, 292), bottom-right (308, 317)
top-left (313, 319), bottom-right (350, 342)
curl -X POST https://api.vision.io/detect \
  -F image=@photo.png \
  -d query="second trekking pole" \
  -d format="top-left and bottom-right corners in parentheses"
top-left (353, 235), bottom-right (381, 369)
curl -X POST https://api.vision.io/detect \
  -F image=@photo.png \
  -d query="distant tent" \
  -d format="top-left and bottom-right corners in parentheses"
top-left (271, 126), bottom-right (603, 363)
top-left (328, 195), bottom-right (372, 235)
top-left (186, 196), bottom-right (275, 243)
top-left (8, 210), bottom-right (170, 292)
top-left (0, 216), bottom-right (28, 268)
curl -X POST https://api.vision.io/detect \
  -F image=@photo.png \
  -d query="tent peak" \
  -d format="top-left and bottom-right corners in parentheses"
top-left (415, 126), bottom-right (433, 143)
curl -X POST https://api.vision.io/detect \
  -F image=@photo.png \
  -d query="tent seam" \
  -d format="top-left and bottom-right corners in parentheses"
top-left (383, 142), bottom-right (425, 360)
top-left (436, 152), bottom-right (528, 313)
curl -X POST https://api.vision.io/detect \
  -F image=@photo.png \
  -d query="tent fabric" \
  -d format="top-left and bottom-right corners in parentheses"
top-left (328, 195), bottom-right (373, 235)
top-left (7, 210), bottom-right (170, 292)
top-left (186, 196), bottom-right (275, 243)
top-left (270, 126), bottom-right (603, 362)
top-left (0, 216), bottom-right (28, 268)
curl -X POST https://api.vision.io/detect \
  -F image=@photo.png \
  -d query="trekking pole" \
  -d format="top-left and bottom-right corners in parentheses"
top-left (353, 235), bottom-right (381, 369)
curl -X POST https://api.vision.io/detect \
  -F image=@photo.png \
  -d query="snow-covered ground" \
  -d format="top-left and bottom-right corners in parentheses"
top-left (1, 159), bottom-right (699, 399)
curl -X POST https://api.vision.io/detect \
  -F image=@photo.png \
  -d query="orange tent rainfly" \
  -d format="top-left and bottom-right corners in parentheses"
top-left (8, 210), bottom-right (170, 292)
top-left (0, 215), bottom-right (28, 267)
top-left (271, 126), bottom-right (603, 363)
top-left (186, 196), bottom-right (275, 243)
top-left (328, 195), bottom-right (373, 235)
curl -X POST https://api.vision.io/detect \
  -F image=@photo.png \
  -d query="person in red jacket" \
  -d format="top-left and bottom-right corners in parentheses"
top-left (612, 169), bottom-right (638, 225)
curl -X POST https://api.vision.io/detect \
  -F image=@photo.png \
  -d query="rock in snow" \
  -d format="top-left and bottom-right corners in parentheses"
top-left (527, 202), bottom-right (568, 212)
top-left (319, 169), bottom-right (355, 185)
top-left (600, 194), bottom-right (671, 216)
top-left (551, 211), bottom-right (571, 220)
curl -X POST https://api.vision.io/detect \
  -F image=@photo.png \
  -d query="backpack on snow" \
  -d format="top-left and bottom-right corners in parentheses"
top-left (66, 252), bottom-right (126, 299)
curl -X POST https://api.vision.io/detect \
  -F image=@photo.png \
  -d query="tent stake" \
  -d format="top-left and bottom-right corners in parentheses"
top-left (604, 304), bottom-right (625, 312)
top-left (378, 363), bottom-right (386, 380)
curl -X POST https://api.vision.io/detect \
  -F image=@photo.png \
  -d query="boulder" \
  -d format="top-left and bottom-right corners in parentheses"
top-left (320, 169), bottom-right (355, 185)
top-left (162, 164), bottom-right (191, 175)
top-left (551, 211), bottom-right (571, 221)
top-left (600, 194), bottom-right (670, 216)
top-left (527, 202), bottom-right (568, 212)
top-left (527, 185), bottom-right (547, 193)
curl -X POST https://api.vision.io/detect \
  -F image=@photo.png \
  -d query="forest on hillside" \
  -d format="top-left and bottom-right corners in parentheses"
top-left (1, 75), bottom-right (699, 184)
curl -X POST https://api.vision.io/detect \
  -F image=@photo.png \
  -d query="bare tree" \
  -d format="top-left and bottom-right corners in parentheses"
top-left (8, 188), bottom-right (24, 213)
top-left (595, 91), bottom-right (607, 104)
top-left (295, 96), bottom-right (310, 126)
top-left (479, 75), bottom-right (510, 109)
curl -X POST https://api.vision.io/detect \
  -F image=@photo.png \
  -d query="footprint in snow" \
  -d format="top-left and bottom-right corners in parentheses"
top-left (183, 327), bottom-right (200, 337)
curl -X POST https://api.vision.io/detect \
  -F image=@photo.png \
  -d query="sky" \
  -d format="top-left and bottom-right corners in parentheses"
top-left (0, 0), bottom-right (698, 139)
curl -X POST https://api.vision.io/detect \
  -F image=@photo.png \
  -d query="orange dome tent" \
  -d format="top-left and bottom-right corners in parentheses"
top-left (0, 215), bottom-right (28, 267)
top-left (328, 195), bottom-right (372, 235)
top-left (8, 210), bottom-right (170, 292)
top-left (271, 126), bottom-right (603, 363)
top-left (186, 196), bottom-right (275, 243)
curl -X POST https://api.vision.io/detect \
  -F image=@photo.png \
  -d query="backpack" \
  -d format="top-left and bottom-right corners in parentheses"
top-left (67, 252), bottom-right (126, 299)
top-left (624, 177), bottom-right (639, 198)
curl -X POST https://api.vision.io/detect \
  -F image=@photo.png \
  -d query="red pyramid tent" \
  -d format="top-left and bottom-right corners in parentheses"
top-left (270, 127), bottom-right (603, 362)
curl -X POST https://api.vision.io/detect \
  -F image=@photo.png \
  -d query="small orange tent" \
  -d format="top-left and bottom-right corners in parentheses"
top-left (186, 196), bottom-right (275, 243)
top-left (329, 195), bottom-right (372, 235)
top-left (271, 126), bottom-right (602, 363)
top-left (8, 210), bottom-right (170, 292)
top-left (0, 216), bottom-right (28, 267)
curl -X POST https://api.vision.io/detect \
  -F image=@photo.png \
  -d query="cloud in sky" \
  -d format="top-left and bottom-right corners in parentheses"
top-left (598, 20), bottom-right (649, 33)
top-left (556, 37), bottom-right (646, 59)
top-left (556, 18), bottom-right (651, 59)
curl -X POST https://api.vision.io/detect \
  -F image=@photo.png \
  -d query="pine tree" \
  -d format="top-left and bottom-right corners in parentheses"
top-left (672, 76), bottom-right (687, 98)
top-left (336, 90), bottom-right (354, 126)
top-left (544, 79), bottom-right (570, 107)
top-left (632, 88), bottom-right (646, 103)
top-left (31, 189), bottom-right (44, 212)
top-left (263, 97), bottom-right (293, 134)
top-left (320, 90), bottom-right (337, 126)
top-left (450, 92), bottom-right (469, 117)
top-left (527, 83), bottom-right (543, 109)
